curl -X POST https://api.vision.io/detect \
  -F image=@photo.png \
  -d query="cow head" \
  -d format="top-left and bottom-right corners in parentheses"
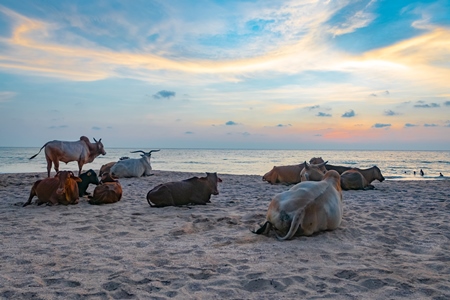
top-left (300, 161), bottom-right (328, 182)
top-left (206, 172), bottom-right (222, 195)
top-left (55, 171), bottom-right (82, 195)
top-left (309, 157), bottom-right (325, 164)
top-left (93, 138), bottom-right (106, 156)
top-left (81, 169), bottom-right (100, 185)
top-left (373, 166), bottom-right (385, 182)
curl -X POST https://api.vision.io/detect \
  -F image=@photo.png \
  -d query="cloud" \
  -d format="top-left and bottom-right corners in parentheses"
top-left (370, 91), bottom-right (389, 97)
top-left (414, 101), bottom-right (440, 108)
top-left (384, 110), bottom-right (399, 116)
top-left (305, 105), bottom-right (320, 110)
top-left (225, 121), bottom-right (239, 126)
top-left (372, 123), bottom-right (391, 128)
top-left (92, 126), bottom-right (101, 130)
top-left (184, 131), bottom-right (194, 134)
top-left (341, 110), bottom-right (355, 118)
top-left (404, 123), bottom-right (418, 127)
top-left (153, 90), bottom-right (176, 99)
top-left (317, 112), bottom-right (332, 117)
top-left (424, 123), bottom-right (438, 127)
top-left (444, 101), bottom-right (450, 106)
top-left (276, 124), bottom-right (292, 127)
top-left (328, 2), bottom-right (377, 36)
top-left (49, 125), bottom-right (69, 129)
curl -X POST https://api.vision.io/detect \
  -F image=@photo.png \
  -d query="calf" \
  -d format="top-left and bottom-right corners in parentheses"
top-left (88, 173), bottom-right (122, 205)
top-left (147, 172), bottom-right (222, 207)
top-left (23, 171), bottom-right (82, 206)
top-left (77, 169), bottom-right (100, 197)
top-left (253, 170), bottom-right (343, 240)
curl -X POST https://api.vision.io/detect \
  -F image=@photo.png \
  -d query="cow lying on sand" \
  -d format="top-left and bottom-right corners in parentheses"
top-left (262, 163), bottom-right (306, 184)
top-left (77, 169), bottom-right (100, 197)
top-left (23, 171), bottom-right (82, 206)
top-left (253, 170), bottom-right (343, 240)
top-left (147, 172), bottom-right (222, 207)
top-left (301, 163), bottom-right (384, 190)
top-left (88, 173), bottom-right (122, 205)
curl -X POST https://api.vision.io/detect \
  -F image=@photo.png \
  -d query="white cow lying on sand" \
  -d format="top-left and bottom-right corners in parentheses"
top-left (252, 170), bottom-right (343, 240)
top-left (110, 150), bottom-right (159, 178)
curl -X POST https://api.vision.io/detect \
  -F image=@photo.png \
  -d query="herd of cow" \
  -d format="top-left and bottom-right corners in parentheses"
top-left (23, 136), bottom-right (386, 240)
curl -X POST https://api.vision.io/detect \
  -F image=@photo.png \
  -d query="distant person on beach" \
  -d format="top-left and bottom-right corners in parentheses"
top-left (420, 169), bottom-right (424, 176)
top-left (414, 171), bottom-right (416, 176)
top-left (440, 173), bottom-right (444, 177)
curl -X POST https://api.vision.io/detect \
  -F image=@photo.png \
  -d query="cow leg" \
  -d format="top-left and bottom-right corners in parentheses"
top-left (23, 182), bottom-right (40, 207)
top-left (45, 157), bottom-right (53, 177)
top-left (53, 160), bottom-right (60, 176)
top-left (77, 162), bottom-right (83, 176)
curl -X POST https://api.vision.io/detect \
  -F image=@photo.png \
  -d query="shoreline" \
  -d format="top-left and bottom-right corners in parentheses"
top-left (1, 171), bottom-right (449, 299)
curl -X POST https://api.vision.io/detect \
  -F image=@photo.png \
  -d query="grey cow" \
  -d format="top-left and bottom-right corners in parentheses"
top-left (110, 150), bottom-right (159, 178)
top-left (146, 172), bottom-right (222, 207)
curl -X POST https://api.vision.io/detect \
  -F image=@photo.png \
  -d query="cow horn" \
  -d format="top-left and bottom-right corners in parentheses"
top-left (130, 150), bottom-right (146, 155)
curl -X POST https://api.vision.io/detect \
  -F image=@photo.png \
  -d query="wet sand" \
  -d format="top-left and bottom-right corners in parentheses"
top-left (1, 171), bottom-right (449, 299)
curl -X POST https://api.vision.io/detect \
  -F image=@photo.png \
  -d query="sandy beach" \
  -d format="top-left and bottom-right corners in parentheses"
top-left (1, 170), bottom-right (449, 299)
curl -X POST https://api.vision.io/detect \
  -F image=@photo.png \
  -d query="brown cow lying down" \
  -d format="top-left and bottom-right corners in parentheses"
top-left (88, 173), bottom-right (122, 205)
top-left (262, 163), bottom-right (306, 184)
top-left (23, 171), bottom-right (82, 206)
top-left (253, 170), bottom-right (343, 240)
top-left (340, 169), bottom-right (376, 190)
top-left (147, 172), bottom-right (222, 207)
top-left (301, 164), bottom-right (383, 190)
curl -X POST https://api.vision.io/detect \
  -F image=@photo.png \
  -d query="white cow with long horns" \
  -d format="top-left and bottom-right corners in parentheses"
top-left (110, 149), bottom-right (160, 178)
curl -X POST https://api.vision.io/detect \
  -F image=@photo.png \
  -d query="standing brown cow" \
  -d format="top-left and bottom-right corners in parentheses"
top-left (147, 172), bottom-right (222, 207)
top-left (30, 136), bottom-right (106, 177)
top-left (23, 171), bottom-right (82, 206)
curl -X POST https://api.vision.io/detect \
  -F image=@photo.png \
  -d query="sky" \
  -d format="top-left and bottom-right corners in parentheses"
top-left (0, 0), bottom-right (449, 150)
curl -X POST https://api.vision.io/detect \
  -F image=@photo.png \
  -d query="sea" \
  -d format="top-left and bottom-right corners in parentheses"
top-left (0, 147), bottom-right (449, 180)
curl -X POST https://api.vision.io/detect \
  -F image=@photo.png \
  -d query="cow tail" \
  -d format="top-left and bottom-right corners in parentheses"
top-left (251, 221), bottom-right (272, 235)
top-left (147, 197), bottom-right (156, 207)
top-left (275, 209), bottom-right (305, 241)
top-left (29, 143), bottom-right (48, 160)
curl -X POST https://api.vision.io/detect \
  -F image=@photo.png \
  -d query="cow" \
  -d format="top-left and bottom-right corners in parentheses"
top-left (300, 161), bottom-right (328, 182)
top-left (309, 157), bottom-right (325, 164)
top-left (29, 136), bottom-right (106, 177)
top-left (252, 170), bottom-right (343, 240)
top-left (23, 171), bottom-right (82, 207)
top-left (262, 163), bottom-right (306, 185)
top-left (354, 166), bottom-right (385, 184)
top-left (88, 173), bottom-right (122, 205)
top-left (77, 169), bottom-right (100, 197)
top-left (340, 170), bottom-right (373, 190)
top-left (110, 150), bottom-right (160, 178)
top-left (99, 157), bottom-right (130, 176)
top-left (301, 164), bottom-right (384, 190)
top-left (147, 172), bottom-right (222, 207)
top-left (325, 164), bottom-right (352, 174)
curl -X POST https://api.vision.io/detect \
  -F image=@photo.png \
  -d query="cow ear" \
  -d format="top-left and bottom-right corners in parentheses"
top-left (217, 177), bottom-right (223, 183)
top-left (87, 171), bottom-right (92, 176)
